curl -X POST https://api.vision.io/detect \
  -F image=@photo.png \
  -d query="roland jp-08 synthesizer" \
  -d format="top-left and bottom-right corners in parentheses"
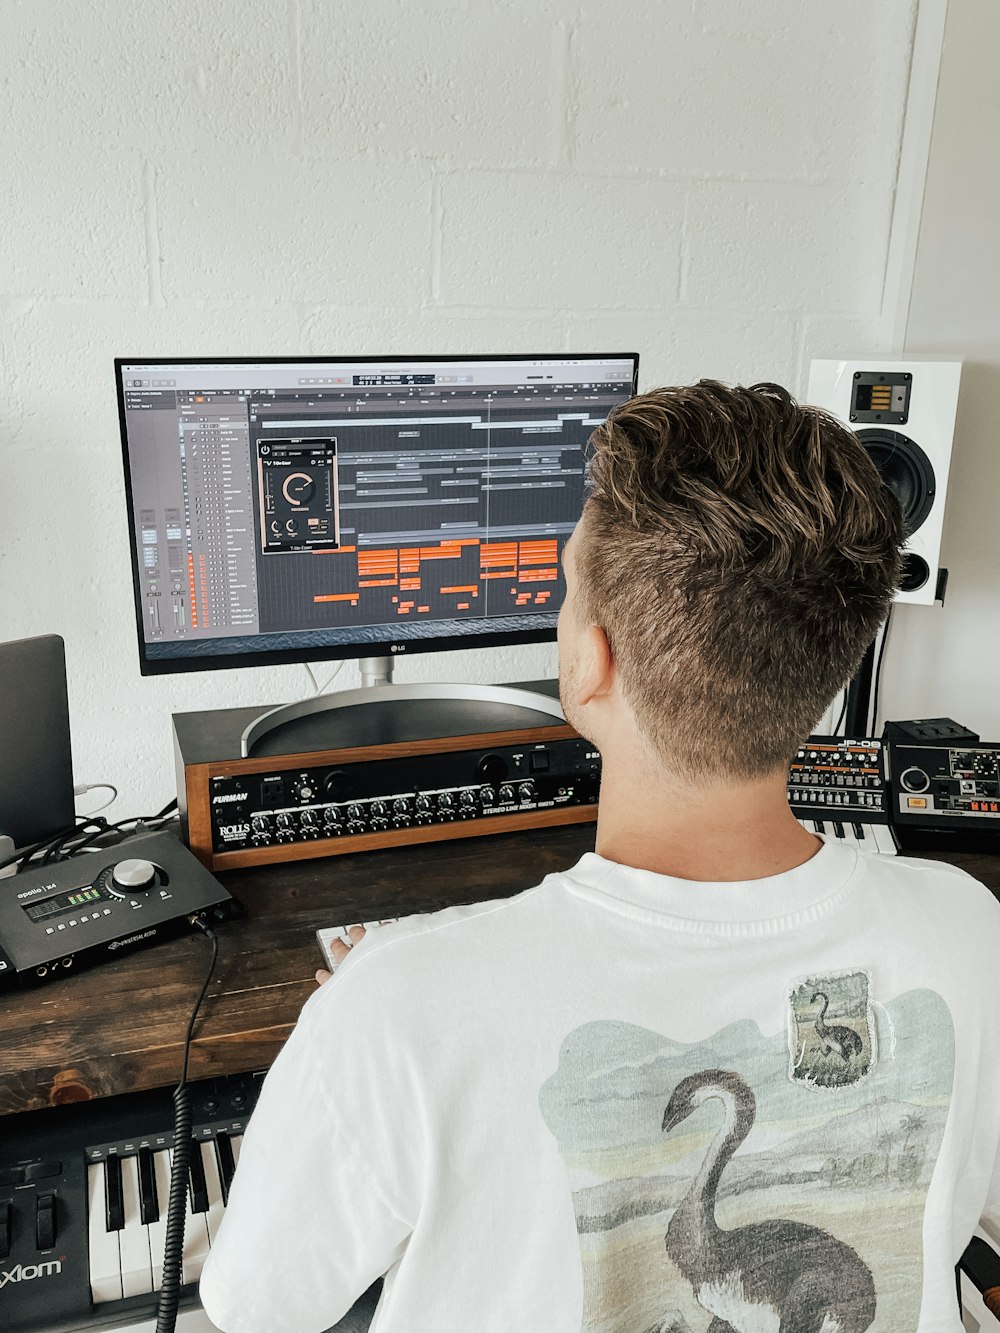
top-left (174, 684), bottom-right (601, 871)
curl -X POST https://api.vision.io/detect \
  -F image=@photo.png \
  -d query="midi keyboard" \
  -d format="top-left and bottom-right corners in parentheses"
top-left (0, 1070), bottom-right (263, 1333)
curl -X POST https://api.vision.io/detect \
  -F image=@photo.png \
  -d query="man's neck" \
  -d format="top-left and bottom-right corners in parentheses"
top-left (593, 749), bottom-right (821, 883)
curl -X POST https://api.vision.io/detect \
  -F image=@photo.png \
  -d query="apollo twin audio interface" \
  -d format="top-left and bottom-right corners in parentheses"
top-left (0, 831), bottom-right (235, 987)
top-left (174, 681), bottom-right (601, 871)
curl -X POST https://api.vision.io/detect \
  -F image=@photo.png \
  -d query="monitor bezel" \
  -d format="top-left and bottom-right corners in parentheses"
top-left (115, 353), bottom-right (639, 677)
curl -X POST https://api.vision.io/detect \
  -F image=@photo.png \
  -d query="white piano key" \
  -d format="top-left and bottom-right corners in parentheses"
top-left (148, 1149), bottom-right (172, 1290)
top-left (119, 1154), bottom-right (155, 1297)
top-left (230, 1133), bottom-right (243, 1169)
top-left (797, 815), bottom-right (897, 855)
top-left (200, 1141), bottom-right (227, 1246)
top-left (870, 823), bottom-right (898, 855)
top-left (87, 1162), bottom-right (124, 1304)
top-left (168, 1146), bottom-right (211, 1286)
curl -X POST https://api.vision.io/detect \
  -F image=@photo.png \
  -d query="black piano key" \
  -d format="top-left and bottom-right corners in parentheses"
top-left (105, 1154), bottom-right (125, 1232)
top-left (832, 821), bottom-right (845, 839)
top-left (188, 1139), bottom-right (210, 1214)
top-left (137, 1147), bottom-right (159, 1224)
top-left (214, 1132), bottom-right (236, 1206)
top-left (852, 822), bottom-right (865, 840)
top-left (813, 820), bottom-right (826, 834)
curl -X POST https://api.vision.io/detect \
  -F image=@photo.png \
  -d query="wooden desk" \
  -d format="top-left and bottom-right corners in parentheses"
top-left (0, 830), bottom-right (997, 1117)
top-left (0, 824), bottom-right (598, 1115)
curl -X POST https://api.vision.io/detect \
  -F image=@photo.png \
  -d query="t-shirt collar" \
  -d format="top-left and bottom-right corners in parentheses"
top-left (559, 840), bottom-right (860, 932)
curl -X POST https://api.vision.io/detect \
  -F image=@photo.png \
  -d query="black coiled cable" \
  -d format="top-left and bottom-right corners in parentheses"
top-left (155, 918), bottom-right (219, 1333)
top-left (155, 1085), bottom-right (195, 1333)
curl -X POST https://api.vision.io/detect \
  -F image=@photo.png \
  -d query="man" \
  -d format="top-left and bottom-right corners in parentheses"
top-left (200, 381), bottom-right (1000, 1333)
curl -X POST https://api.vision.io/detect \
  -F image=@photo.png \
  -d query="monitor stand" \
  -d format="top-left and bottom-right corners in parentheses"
top-left (239, 655), bottom-right (565, 757)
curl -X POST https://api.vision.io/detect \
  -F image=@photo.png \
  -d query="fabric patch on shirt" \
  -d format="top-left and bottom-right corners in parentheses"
top-left (538, 989), bottom-right (954, 1333)
top-left (788, 969), bottom-right (876, 1090)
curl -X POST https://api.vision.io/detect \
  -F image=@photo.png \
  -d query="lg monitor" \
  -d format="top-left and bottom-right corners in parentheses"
top-left (116, 354), bottom-right (638, 678)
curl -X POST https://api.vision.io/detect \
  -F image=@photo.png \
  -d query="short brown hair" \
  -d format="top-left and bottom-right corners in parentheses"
top-left (576, 380), bottom-right (903, 779)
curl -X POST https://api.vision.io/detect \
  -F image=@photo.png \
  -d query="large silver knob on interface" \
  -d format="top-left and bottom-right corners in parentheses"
top-left (111, 859), bottom-right (157, 893)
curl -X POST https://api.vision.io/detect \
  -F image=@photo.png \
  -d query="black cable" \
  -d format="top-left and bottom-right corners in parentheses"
top-left (156, 919), bottom-right (219, 1333)
top-left (7, 800), bottom-right (181, 873)
top-left (39, 817), bottom-right (137, 867)
top-left (833, 689), bottom-right (848, 737)
top-left (0, 818), bottom-right (106, 874)
top-left (57, 818), bottom-right (143, 862)
top-left (0, 823), bottom-right (81, 873)
top-left (179, 921), bottom-right (219, 1085)
top-left (870, 608), bottom-right (893, 736)
top-left (156, 1084), bottom-right (194, 1333)
top-left (40, 819), bottom-right (111, 865)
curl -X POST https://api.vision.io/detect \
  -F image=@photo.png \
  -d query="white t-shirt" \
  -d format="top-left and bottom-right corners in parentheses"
top-left (199, 842), bottom-right (1000, 1333)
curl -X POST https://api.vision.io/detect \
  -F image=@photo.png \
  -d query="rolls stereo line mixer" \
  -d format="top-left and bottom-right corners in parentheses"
top-left (174, 682), bottom-right (600, 871)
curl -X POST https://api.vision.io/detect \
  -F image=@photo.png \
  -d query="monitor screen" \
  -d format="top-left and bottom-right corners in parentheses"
top-left (116, 354), bottom-right (638, 675)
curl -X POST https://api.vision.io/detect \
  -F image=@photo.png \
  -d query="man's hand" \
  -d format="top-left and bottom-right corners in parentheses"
top-left (315, 924), bottom-right (367, 986)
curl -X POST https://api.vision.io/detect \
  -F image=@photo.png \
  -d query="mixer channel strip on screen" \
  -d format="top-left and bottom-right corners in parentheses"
top-left (787, 736), bottom-right (898, 855)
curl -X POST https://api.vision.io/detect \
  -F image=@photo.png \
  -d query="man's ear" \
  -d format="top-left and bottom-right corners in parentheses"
top-left (576, 624), bottom-right (615, 705)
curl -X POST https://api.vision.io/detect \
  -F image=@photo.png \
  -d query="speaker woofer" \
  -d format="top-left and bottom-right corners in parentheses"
top-left (856, 428), bottom-right (936, 538)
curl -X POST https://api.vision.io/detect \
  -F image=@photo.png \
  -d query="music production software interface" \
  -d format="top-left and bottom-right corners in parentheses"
top-left (120, 358), bottom-right (635, 663)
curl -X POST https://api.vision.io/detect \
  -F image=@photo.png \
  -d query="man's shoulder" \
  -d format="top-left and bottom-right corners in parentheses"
top-left (376, 886), bottom-right (546, 947)
top-left (874, 850), bottom-right (998, 897)
top-left (325, 873), bottom-right (566, 986)
top-left (863, 850), bottom-right (1000, 941)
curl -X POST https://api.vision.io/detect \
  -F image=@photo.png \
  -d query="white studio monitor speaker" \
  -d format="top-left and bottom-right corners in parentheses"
top-left (806, 359), bottom-right (962, 606)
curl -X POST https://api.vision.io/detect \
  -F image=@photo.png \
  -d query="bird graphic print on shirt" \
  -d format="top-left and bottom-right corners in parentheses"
top-left (537, 988), bottom-right (954, 1333)
top-left (657, 1069), bottom-right (875, 1332)
top-left (789, 971), bottom-right (875, 1091)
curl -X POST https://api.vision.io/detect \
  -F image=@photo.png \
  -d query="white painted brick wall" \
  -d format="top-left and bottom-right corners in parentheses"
top-left (299, 3), bottom-right (569, 167)
top-left (439, 172), bottom-right (685, 307)
top-left (157, 156), bottom-right (433, 304)
top-left (0, 0), bottom-right (919, 817)
top-left (0, 146), bottom-right (148, 298)
top-left (684, 180), bottom-right (892, 311)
